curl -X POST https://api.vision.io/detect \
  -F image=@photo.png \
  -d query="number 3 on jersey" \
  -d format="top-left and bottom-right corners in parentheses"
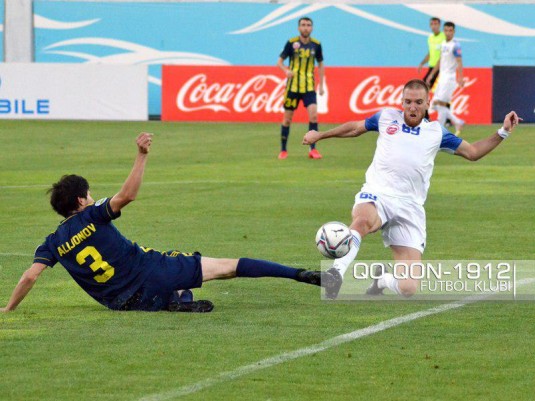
top-left (76, 246), bottom-right (115, 283)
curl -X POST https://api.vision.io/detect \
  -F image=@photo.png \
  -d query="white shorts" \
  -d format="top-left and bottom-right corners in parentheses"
top-left (433, 75), bottom-right (457, 104)
top-left (353, 189), bottom-right (426, 254)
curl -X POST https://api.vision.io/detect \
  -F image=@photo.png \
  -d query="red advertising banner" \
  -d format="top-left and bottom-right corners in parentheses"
top-left (162, 66), bottom-right (492, 124)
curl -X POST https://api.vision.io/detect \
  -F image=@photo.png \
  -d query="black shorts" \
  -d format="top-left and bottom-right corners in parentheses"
top-left (283, 91), bottom-right (317, 110)
top-left (423, 68), bottom-right (438, 88)
top-left (120, 252), bottom-right (203, 311)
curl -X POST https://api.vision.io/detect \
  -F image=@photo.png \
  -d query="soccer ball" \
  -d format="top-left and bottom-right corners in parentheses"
top-left (315, 221), bottom-right (352, 259)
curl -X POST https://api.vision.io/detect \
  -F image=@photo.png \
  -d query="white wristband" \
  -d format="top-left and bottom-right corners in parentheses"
top-left (497, 126), bottom-right (510, 139)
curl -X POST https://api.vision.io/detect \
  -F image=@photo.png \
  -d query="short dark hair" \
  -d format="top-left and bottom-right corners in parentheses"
top-left (298, 17), bottom-right (313, 25)
top-left (444, 21), bottom-right (455, 29)
top-left (430, 17), bottom-right (441, 24)
top-left (403, 79), bottom-right (429, 95)
top-left (47, 174), bottom-right (89, 217)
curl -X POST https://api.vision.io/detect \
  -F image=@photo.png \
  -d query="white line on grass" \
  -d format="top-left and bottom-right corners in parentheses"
top-left (139, 278), bottom-right (535, 401)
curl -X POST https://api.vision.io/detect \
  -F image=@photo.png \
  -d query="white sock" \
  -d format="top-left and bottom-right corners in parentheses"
top-left (448, 109), bottom-right (464, 126)
top-left (436, 105), bottom-right (463, 127)
top-left (435, 105), bottom-right (448, 125)
top-left (332, 230), bottom-right (361, 278)
top-left (445, 108), bottom-right (463, 126)
top-left (378, 273), bottom-right (402, 295)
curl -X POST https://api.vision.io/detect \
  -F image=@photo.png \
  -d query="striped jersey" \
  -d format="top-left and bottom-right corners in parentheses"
top-left (280, 36), bottom-right (323, 93)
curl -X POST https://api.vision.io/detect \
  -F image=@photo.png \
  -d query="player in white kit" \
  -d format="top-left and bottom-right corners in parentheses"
top-left (302, 79), bottom-right (521, 299)
top-left (426, 21), bottom-right (465, 135)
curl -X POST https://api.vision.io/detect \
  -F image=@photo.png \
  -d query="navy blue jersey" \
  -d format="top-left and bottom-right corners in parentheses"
top-left (34, 198), bottom-right (185, 308)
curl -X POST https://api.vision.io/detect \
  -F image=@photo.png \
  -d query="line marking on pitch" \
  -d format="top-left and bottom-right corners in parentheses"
top-left (139, 278), bottom-right (535, 401)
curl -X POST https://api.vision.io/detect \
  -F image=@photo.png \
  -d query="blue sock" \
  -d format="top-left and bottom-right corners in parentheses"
top-left (178, 290), bottom-right (193, 303)
top-left (309, 122), bottom-right (318, 150)
top-left (168, 289), bottom-right (193, 305)
top-left (236, 258), bottom-right (299, 279)
top-left (281, 126), bottom-right (290, 151)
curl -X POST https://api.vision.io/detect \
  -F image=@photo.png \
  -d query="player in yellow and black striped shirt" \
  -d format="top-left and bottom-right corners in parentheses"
top-left (277, 17), bottom-right (325, 160)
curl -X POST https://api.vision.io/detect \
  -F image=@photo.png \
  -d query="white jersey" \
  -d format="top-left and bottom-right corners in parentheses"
top-left (363, 108), bottom-right (462, 205)
top-left (439, 39), bottom-right (462, 77)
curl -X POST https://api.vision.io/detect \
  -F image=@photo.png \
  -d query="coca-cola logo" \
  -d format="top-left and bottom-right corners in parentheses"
top-left (349, 75), bottom-right (477, 116)
top-left (350, 76), bottom-right (403, 114)
top-left (176, 74), bottom-right (286, 113)
top-left (386, 125), bottom-right (398, 135)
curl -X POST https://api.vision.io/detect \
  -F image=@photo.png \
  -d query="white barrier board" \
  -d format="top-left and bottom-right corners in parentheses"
top-left (0, 64), bottom-right (147, 120)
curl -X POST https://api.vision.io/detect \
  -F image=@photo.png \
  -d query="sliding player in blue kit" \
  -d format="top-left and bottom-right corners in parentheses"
top-left (1, 133), bottom-right (338, 313)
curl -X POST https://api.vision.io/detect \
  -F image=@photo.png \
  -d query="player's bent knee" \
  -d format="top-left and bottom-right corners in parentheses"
top-left (201, 257), bottom-right (238, 281)
top-left (282, 111), bottom-right (294, 126)
top-left (352, 215), bottom-right (374, 235)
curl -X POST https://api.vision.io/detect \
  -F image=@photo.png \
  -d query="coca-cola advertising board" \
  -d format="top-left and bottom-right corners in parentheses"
top-left (162, 66), bottom-right (492, 124)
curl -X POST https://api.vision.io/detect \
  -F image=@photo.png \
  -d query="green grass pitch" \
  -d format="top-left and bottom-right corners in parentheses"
top-left (1, 120), bottom-right (534, 401)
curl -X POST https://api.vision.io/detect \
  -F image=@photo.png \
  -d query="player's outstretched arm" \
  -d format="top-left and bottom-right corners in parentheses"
top-left (302, 120), bottom-right (367, 145)
top-left (1, 263), bottom-right (47, 312)
top-left (109, 132), bottom-right (153, 214)
top-left (455, 111), bottom-right (522, 161)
